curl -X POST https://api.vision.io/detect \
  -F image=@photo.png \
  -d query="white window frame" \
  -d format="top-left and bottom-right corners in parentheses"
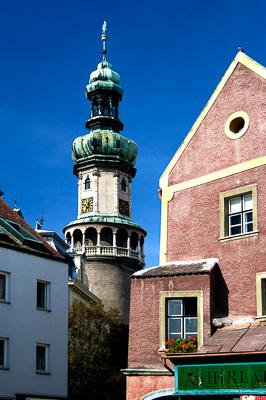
top-left (0, 271), bottom-right (10, 303)
top-left (167, 298), bottom-right (198, 340)
top-left (228, 194), bottom-right (253, 236)
top-left (219, 184), bottom-right (258, 241)
top-left (0, 337), bottom-right (9, 369)
top-left (36, 343), bottom-right (50, 374)
top-left (36, 280), bottom-right (51, 311)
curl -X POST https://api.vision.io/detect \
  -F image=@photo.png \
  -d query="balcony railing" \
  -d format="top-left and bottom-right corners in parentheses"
top-left (70, 245), bottom-right (145, 263)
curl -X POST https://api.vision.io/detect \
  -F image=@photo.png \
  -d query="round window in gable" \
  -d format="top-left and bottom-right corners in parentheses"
top-left (225, 111), bottom-right (249, 139)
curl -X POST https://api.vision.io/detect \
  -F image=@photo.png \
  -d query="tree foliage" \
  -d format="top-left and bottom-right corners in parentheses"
top-left (68, 300), bottom-right (128, 400)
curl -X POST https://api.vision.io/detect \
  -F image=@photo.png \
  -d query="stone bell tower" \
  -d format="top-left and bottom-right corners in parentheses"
top-left (63, 22), bottom-right (146, 324)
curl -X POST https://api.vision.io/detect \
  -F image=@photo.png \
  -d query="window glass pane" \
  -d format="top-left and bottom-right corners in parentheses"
top-left (36, 346), bottom-right (46, 371)
top-left (169, 318), bottom-right (181, 334)
top-left (0, 275), bottom-right (6, 300)
top-left (0, 340), bottom-right (4, 366)
top-left (85, 179), bottom-right (90, 190)
top-left (37, 282), bottom-right (46, 309)
top-left (169, 333), bottom-right (181, 339)
top-left (243, 194), bottom-right (253, 211)
top-left (168, 299), bottom-right (182, 316)
top-left (244, 223), bottom-right (253, 233)
top-left (229, 214), bottom-right (241, 226)
top-left (185, 333), bottom-right (198, 339)
top-left (230, 225), bottom-right (242, 235)
top-left (244, 211), bottom-right (253, 223)
top-left (185, 318), bottom-right (197, 333)
top-left (229, 197), bottom-right (241, 213)
top-left (184, 298), bottom-right (197, 316)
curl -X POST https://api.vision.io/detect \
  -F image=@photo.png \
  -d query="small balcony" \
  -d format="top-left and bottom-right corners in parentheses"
top-left (66, 225), bottom-right (145, 265)
top-left (71, 244), bottom-right (145, 263)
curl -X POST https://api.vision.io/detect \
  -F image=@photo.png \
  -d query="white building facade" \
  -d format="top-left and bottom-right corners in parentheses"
top-left (0, 199), bottom-right (68, 399)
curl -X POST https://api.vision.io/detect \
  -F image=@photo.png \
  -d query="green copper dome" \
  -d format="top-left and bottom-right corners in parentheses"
top-left (86, 61), bottom-right (123, 97)
top-left (72, 129), bottom-right (138, 165)
top-left (73, 22), bottom-right (137, 170)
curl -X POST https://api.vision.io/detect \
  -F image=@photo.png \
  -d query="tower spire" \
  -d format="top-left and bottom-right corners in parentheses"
top-left (101, 21), bottom-right (107, 62)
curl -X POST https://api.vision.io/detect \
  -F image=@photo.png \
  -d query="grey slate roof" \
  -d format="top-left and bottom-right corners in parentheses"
top-left (199, 321), bottom-right (266, 354)
top-left (133, 258), bottom-right (218, 278)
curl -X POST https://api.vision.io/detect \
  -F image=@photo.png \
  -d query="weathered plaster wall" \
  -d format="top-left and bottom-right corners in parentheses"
top-left (128, 273), bottom-right (212, 369)
top-left (168, 63), bottom-right (266, 185)
top-left (167, 166), bottom-right (266, 317)
top-left (126, 376), bottom-right (174, 400)
top-left (0, 247), bottom-right (68, 398)
top-left (77, 167), bottom-right (132, 217)
top-left (84, 258), bottom-right (136, 323)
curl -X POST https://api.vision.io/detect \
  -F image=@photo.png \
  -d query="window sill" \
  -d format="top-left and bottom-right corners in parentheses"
top-left (36, 307), bottom-right (51, 312)
top-left (35, 370), bottom-right (51, 375)
top-left (0, 300), bottom-right (10, 304)
top-left (0, 367), bottom-right (9, 371)
top-left (219, 230), bottom-right (259, 243)
top-left (255, 315), bottom-right (266, 321)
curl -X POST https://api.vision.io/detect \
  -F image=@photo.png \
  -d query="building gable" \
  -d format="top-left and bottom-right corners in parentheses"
top-left (160, 51), bottom-right (266, 190)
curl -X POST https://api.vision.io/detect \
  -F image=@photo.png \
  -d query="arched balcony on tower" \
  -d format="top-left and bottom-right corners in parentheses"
top-left (65, 224), bottom-right (145, 263)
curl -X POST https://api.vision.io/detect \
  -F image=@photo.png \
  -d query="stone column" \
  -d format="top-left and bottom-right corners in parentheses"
top-left (113, 231), bottom-right (117, 247)
top-left (71, 234), bottom-right (74, 252)
top-left (113, 231), bottom-right (117, 255)
top-left (127, 235), bottom-right (130, 257)
top-left (97, 230), bottom-right (101, 255)
top-left (82, 232), bottom-right (85, 253)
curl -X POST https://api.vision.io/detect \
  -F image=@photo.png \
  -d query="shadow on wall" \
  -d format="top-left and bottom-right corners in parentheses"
top-left (212, 264), bottom-right (229, 325)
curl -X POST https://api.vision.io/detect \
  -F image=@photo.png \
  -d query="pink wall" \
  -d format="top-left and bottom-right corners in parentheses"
top-left (169, 64), bottom-right (266, 186)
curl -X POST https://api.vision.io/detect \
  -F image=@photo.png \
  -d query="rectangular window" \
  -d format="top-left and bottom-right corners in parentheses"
top-left (220, 184), bottom-right (258, 240)
top-left (36, 281), bottom-right (50, 310)
top-left (36, 344), bottom-right (49, 373)
top-left (0, 272), bottom-right (9, 302)
top-left (160, 290), bottom-right (203, 350)
top-left (0, 338), bottom-right (8, 369)
top-left (167, 298), bottom-right (197, 340)
top-left (228, 194), bottom-right (253, 236)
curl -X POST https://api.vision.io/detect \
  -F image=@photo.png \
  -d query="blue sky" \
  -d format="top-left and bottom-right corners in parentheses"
top-left (0, 0), bottom-right (265, 266)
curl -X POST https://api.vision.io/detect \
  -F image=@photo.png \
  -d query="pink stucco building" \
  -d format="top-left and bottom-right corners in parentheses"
top-left (124, 51), bottom-right (266, 400)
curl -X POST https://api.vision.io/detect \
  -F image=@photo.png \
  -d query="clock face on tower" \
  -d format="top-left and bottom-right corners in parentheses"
top-left (119, 199), bottom-right (130, 216)
top-left (81, 197), bottom-right (93, 213)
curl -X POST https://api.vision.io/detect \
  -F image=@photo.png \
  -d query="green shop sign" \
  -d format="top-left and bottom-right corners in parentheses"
top-left (175, 362), bottom-right (266, 395)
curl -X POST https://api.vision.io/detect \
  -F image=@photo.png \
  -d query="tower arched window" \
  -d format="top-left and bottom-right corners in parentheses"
top-left (85, 178), bottom-right (91, 190)
top-left (121, 178), bottom-right (127, 192)
top-left (92, 104), bottom-right (98, 117)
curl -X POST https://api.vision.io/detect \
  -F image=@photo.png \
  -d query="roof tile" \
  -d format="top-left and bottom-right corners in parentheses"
top-left (0, 198), bottom-right (65, 261)
top-left (199, 321), bottom-right (266, 354)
